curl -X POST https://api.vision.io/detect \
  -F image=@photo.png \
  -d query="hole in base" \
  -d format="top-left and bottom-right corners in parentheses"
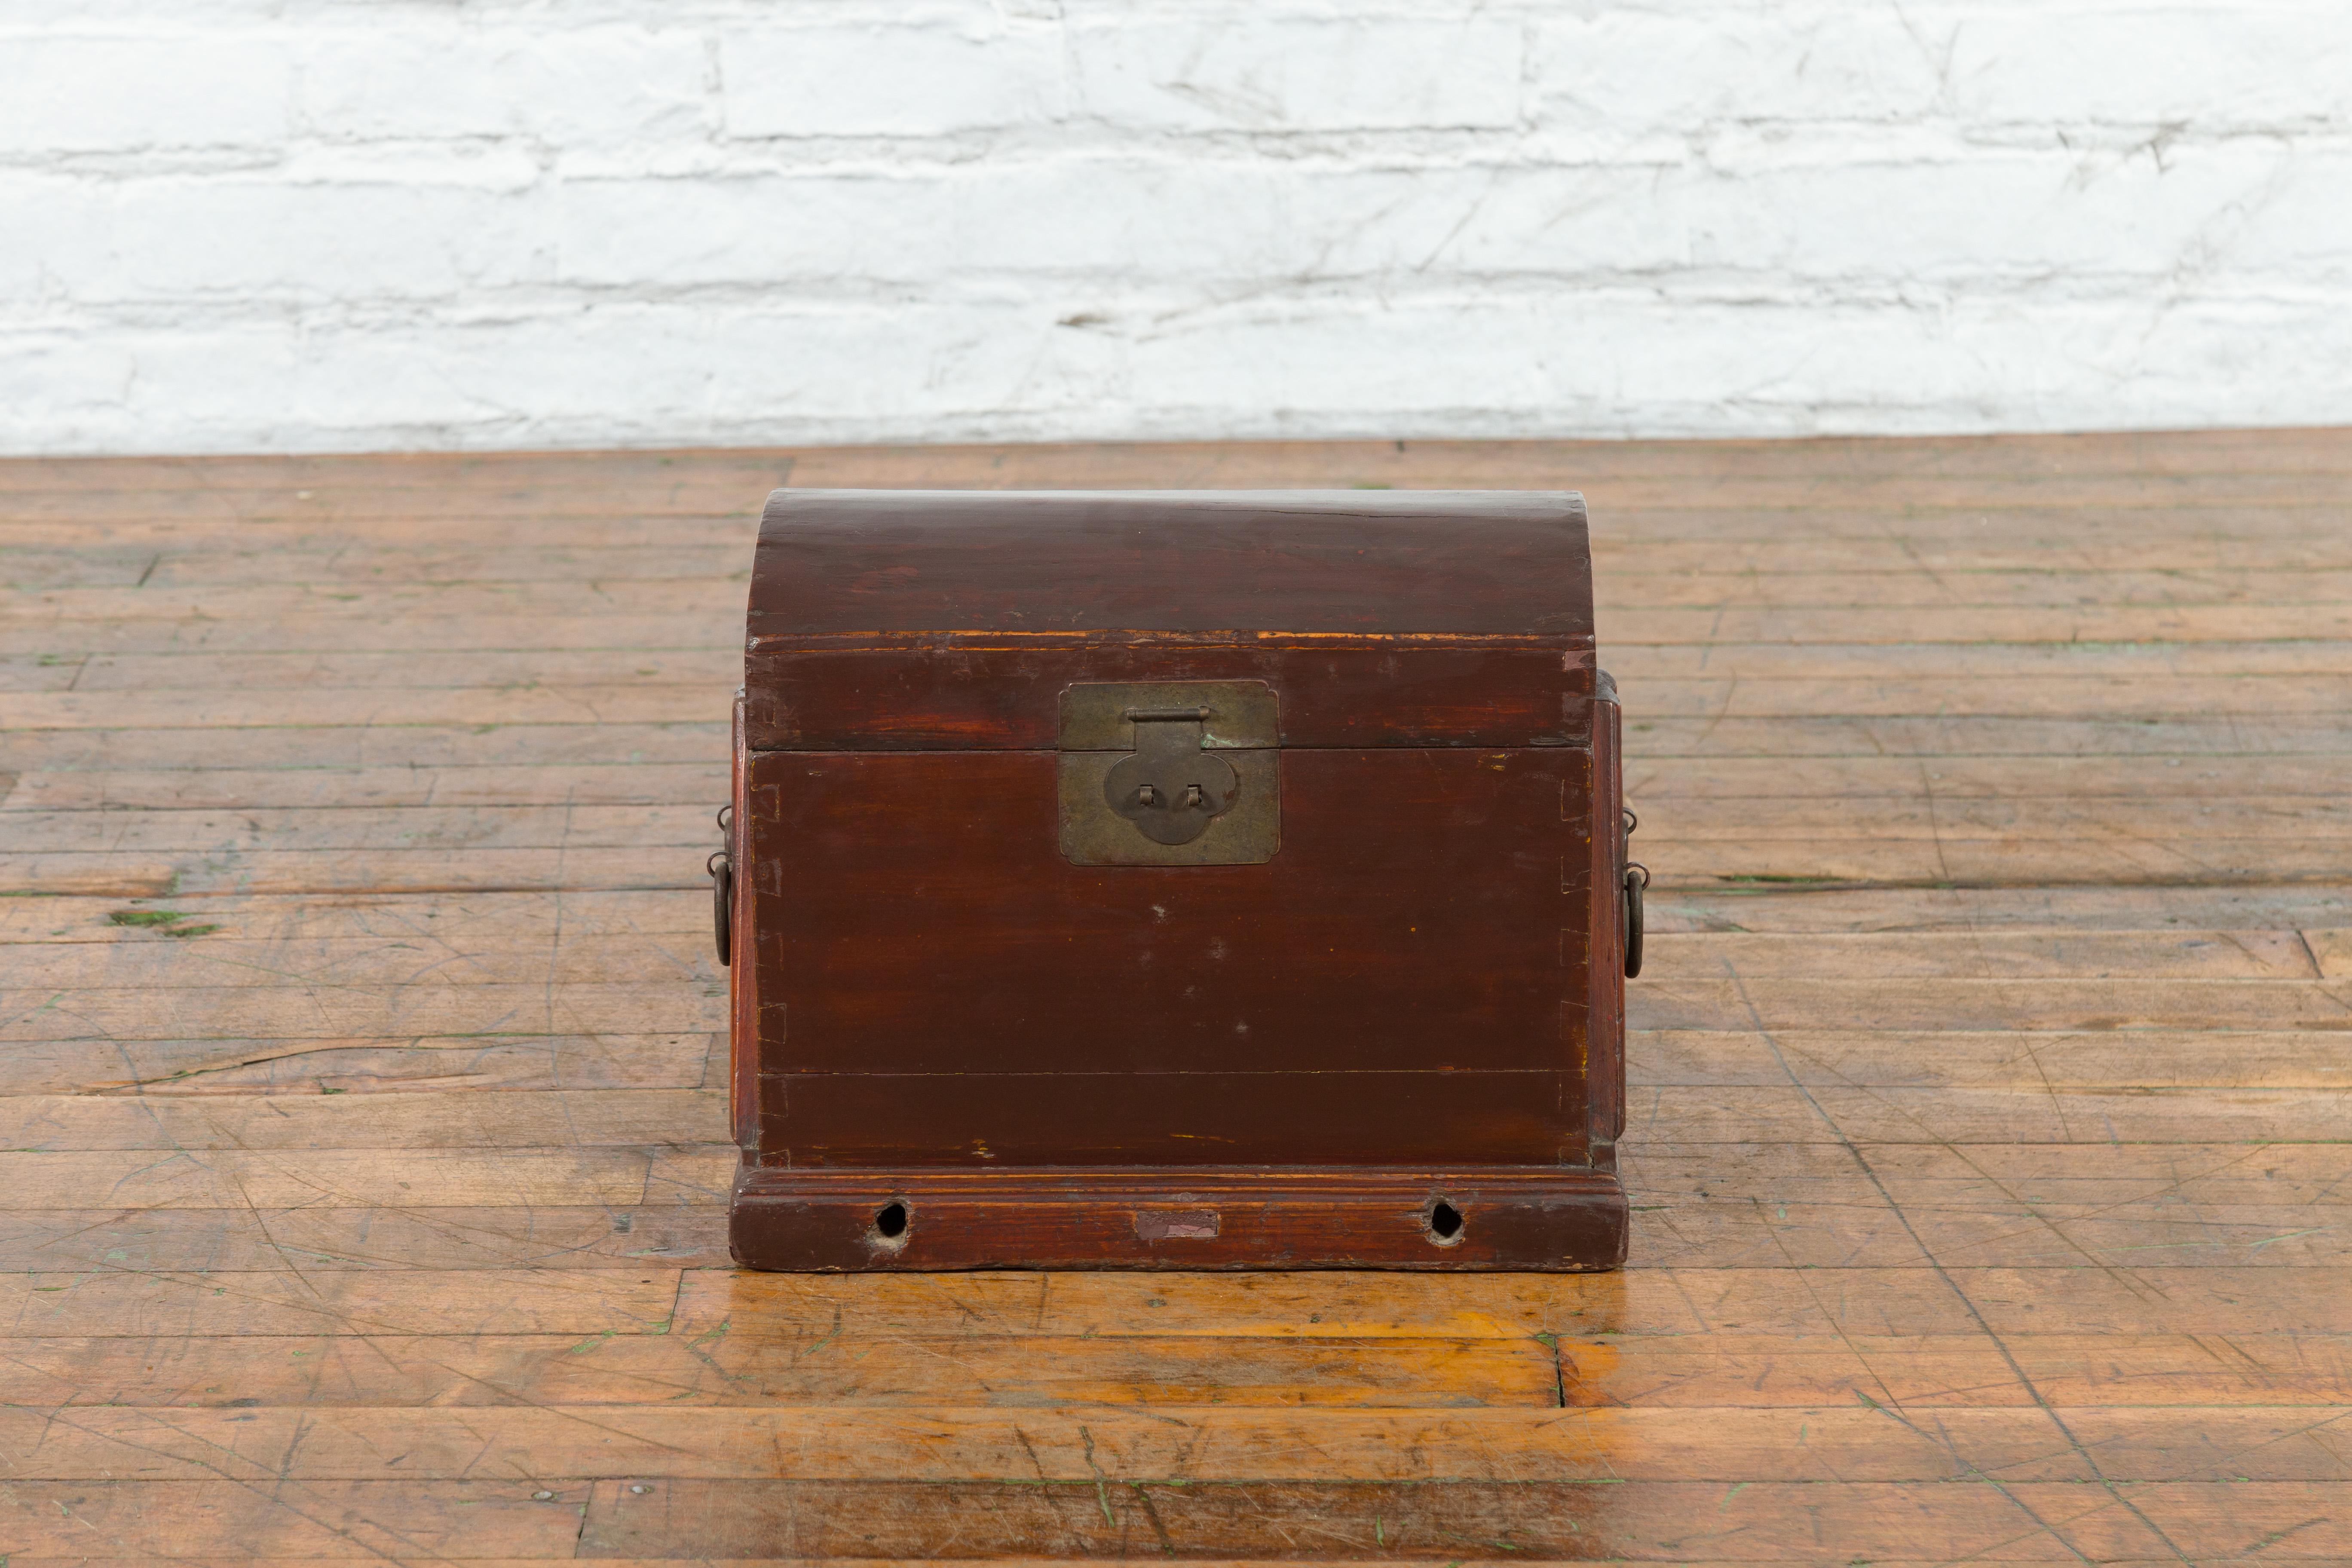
top-left (873, 1201), bottom-right (909, 1240)
top-left (1427, 1200), bottom-right (1464, 1242)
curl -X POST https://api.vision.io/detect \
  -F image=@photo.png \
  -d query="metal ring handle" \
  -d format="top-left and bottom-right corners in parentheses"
top-left (710, 806), bottom-right (737, 967)
top-left (708, 850), bottom-right (733, 968)
top-left (1622, 862), bottom-right (1648, 980)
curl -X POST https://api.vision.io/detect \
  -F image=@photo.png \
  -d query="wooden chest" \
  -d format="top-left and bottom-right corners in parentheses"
top-left (718, 490), bottom-right (1637, 1271)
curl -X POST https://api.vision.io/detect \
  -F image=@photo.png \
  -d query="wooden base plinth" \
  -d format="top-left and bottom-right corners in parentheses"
top-left (729, 1164), bottom-right (1627, 1271)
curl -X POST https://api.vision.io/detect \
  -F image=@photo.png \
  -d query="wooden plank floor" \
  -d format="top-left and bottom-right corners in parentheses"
top-left (2, 430), bottom-right (2349, 1565)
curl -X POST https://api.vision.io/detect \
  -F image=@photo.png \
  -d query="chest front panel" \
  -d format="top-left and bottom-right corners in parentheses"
top-left (744, 744), bottom-right (1596, 1168)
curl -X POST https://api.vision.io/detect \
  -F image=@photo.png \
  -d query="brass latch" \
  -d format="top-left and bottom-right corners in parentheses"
top-left (1057, 682), bottom-right (1280, 866)
top-left (1107, 705), bottom-right (1234, 845)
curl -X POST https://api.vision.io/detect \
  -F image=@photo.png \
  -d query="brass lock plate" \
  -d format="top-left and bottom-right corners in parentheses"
top-left (1057, 682), bottom-right (1280, 867)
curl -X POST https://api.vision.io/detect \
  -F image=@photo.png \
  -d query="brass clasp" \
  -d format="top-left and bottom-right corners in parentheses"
top-left (1056, 682), bottom-right (1281, 867)
top-left (1105, 706), bottom-right (1238, 846)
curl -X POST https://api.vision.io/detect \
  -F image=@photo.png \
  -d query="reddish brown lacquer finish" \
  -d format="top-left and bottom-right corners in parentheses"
top-left (727, 490), bottom-right (1629, 1270)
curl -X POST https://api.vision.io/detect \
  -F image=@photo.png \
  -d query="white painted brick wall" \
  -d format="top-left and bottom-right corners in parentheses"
top-left (4, 0), bottom-right (2349, 453)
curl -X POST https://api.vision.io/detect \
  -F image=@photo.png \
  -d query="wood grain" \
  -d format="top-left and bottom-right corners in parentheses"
top-left (745, 488), bottom-right (1595, 636)
top-left (0, 429), bottom-right (2343, 1559)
